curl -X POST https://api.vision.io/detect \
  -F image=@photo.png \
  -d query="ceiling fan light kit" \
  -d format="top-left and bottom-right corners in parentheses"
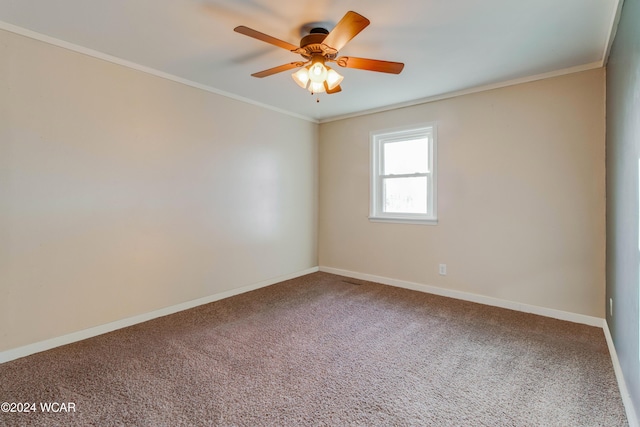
top-left (234, 11), bottom-right (404, 98)
top-left (291, 56), bottom-right (344, 94)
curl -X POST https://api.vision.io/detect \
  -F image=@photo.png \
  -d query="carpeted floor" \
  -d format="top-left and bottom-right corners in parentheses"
top-left (0, 272), bottom-right (629, 426)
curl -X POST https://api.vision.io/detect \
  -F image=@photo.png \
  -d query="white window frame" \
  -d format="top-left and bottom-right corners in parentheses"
top-left (369, 123), bottom-right (437, 225)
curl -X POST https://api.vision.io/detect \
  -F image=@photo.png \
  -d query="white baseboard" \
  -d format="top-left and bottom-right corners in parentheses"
top-left (319, 266), bottom-right (604, 327)
top-left (604, 320), bottom-right (639, 427)
top-left (0, 267), bottom-right (319, 364)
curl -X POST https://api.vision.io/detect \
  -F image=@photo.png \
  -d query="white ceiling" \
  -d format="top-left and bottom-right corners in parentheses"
top-left (0, 0), bottom-right (621, 122)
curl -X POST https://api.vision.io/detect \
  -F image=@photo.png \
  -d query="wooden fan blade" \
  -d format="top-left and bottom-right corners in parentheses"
top-left (321, 11), bottom-right (370, 52)
top-left (234, 26), bottom-right (299, 51)
top-left (324, 81), bottom-right (342, 94)
top-left (337, 56), bottom-right (404, 74)
top-left (251, 62), bottom-right (301, 78)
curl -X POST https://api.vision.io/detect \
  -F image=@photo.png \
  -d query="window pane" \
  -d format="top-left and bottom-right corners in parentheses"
top-left (383, 177), bottom-right (427, 214)
top-left (383, 138), bottom-right (428, 175)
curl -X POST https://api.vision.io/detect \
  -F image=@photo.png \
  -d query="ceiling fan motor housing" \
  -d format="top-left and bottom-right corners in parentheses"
top-left (298, 28), bottom-right (337, 60)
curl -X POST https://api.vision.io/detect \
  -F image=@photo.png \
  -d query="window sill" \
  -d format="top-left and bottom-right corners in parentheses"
top-left (368, 216), bottom-right (438, 225)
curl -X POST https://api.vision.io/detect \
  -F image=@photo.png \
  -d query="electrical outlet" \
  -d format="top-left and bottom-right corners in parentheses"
top-left (610, 298), bottom-right (613, 317)
top-left (439, 264), bottom-right (447, 276)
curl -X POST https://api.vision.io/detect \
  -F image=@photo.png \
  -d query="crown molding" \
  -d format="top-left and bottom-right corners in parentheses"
top-left (319, 61), bottom-right (603, 123)
top-left (0, 21), bottom-right (319, 124)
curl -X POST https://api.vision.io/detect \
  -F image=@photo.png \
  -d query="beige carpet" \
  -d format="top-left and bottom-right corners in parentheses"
top-left (0, 272), bottom-right (628, 426)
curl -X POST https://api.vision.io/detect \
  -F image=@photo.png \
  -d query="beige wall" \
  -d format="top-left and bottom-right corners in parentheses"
top-left (0, 29), bottom-right (318, 352)
top-left (319, 69), bottom-right (605, 317)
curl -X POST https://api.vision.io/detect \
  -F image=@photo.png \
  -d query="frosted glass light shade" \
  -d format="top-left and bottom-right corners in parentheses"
top-left (308, 61), bottom-right (328, 83)
top-left (308, 81), bottom-right (326, 94)
top-left (292, 68), bottom-right (310, 89)
top-left (325, 68), bottom-right (344, 90)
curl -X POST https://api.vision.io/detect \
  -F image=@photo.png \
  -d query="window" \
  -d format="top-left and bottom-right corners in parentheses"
top-left (370, 123), bottom-right (437, 224)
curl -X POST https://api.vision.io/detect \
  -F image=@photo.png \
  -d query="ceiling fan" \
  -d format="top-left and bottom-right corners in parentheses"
top-left (234, 11), bottom-right (404, 96)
